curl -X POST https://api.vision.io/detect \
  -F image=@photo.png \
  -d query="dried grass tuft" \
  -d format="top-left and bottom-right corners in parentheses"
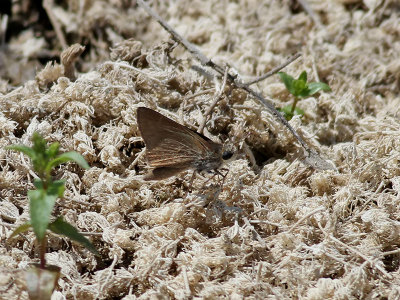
top-left (1, 0), bottom-right (400, 299)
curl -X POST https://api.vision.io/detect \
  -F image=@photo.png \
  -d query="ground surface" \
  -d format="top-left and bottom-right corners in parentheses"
top-left (1, 0), bottom-right (400, 299)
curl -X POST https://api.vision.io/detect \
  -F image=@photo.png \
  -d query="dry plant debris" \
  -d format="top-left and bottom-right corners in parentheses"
top-left (1, 0), bottom-right (400, 299)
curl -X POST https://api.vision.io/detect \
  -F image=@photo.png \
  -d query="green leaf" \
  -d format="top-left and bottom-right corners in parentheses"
top-left (278, 106), bottom-right (293, 121)
top-left (278, 105), bottom-right (305, 121)
top-left (293, 106), bottom-right (305, 116)
top-left (6, 145), bottom-right (36, 160)
top-left (48, 180), bottom-right (65, 198)
top-left (307, 82), bottom-right (331, 95)
top-left (278, 72), bottom-right (296, 95)
top-left (47, 152), bottom-right (89, 172)
top-left (31, 133), bottom-right (47, 157)
top-left (47, 142), bottom-right (60, 159)
top-left (33, 179), bottom-right (65, 198)
top-left (298, 71), bottom-right (307, 82)
top-left (293, 79), bottom-right (308, 97)
top-left (279, 71), bottom-right (331, 98)
top-left (33, 178), bottom-right (43, 189)
top-left (49, 217), bottom-right (99, 256)
top-left (8, 223), bottom-right (32, 240)
top-left (29, 133), bottom-right (49, 174)
top-left (280, 105), bottom-right (293, 115)
top-left (29, 189), bottom-right (58, 242)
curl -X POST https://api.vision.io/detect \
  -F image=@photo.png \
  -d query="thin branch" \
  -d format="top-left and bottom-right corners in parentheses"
top-left (184, 88), bottom-right (215, 101)
top-left (309, 45), bottom-right (321, 82)
top-left (138, 0), bottom-right (220, 71)
top-left (287, 207), bottom-right (324, 233)
top-left (181, 266), bottom-right (192, 297)
top-left (62, 196), bottom-right (95, 207)
top-left (43, 0), bottom-right (68, 49)
top-left (61, 44), bottom-right (85, 81)
top-left (302, 244), bottom-right (351, 267)
top-left (104, 61), bottom-right (163, 84)
top-left (236, 82), bottom-right (308, 149)
top-left (297, 0), bottom-right (323, 28)
top-left (129, 148), bottom-right (146, 169)
top-left (242, 141), bottom-right (258, 170)
top-left (243, 217), bottom-right (266, 247)
top-left (380, 248), bottom-right (400, 257)
top-left (198, 67), bottom-right (228, 134)
top-left (245, 53), bottom-right (301, 86)
top-left (97, 254), bottom-right (118, 298)
top-left (0, 14), bottom-right (8, 47)
top-left (249, 219), bottom-right (282, 229)
top-left (180, 88), bottom-right (215, 123)
top-left (256, 262), bottom-right (263, 283)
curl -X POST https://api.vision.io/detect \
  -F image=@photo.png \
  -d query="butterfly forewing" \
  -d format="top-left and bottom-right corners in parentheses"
top-left (137, 107), bottom-right (225, 179)
top-left (146, 133), bottom-right (203, 167)
top-left (137, 107), bottom-right (198, 150)
top-left (137, 107), bottom-right (219, 167)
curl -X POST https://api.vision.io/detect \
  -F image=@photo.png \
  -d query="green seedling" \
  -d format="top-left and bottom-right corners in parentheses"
top-left (7, 132), bottom-right (98, 270)
top-left (278, 71), bottom-right (331, 120)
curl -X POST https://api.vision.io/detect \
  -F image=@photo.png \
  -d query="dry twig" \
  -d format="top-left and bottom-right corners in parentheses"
top-left (287, 207), bottom-right (324, 233)
top-left (0, 14), bottom-right (8, 46)
top-left (297, 0), bottom-right (323, 28)
top-left (43, 0), bottom-right (68, 49)
top-left (61, 44), bottom-right (85, 81)
top-left (198, 67), bottom-right (229, 134)
top-left (245, 53), bottom-right (302, 86)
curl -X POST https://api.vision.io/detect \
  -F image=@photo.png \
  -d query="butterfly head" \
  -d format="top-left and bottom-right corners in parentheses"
top-left (221, 142), bottom-right (236, 162)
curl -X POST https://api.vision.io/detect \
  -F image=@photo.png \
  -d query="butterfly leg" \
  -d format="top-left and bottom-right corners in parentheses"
top-left (215, 168), bottom-right (229, 187)
top-left (183, 170), bottom-right (197, 198)
top-left (199, 168), bottom-right (229, 191)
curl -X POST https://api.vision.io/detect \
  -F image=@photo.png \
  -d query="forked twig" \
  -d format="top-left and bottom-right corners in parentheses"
top-left (287, 207), bottom-right (324, 233)
top-left (242, 141), bottom-right (258, 170)
top-left (198, 67), bottom-right (229, 134)
top-left (137, 0), bottom-right (224, 73)
top-left (297, 0), bottom-right (323, 28)
top-left (181, 266), bottom-right (191, 297)
top-left (129, 148), bottom-right (146, 169)
top-left (43, 0), bottom-right (67, 49)
top-left (97, 254), bottom-right (118, 298)
top-left (0, 14), bottom-right (8, 46)
top-left (245, 53), bottom-right (301, 86)
top-left (137, 0), bottom-right (333, 170)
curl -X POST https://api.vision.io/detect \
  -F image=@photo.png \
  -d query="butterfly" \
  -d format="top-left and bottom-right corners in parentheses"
top-left (137, 107), bottom-right (233, 180)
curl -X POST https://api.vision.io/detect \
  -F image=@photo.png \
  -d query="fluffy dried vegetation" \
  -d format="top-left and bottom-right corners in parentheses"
top-left (1, 0), bottom-right (400, 299)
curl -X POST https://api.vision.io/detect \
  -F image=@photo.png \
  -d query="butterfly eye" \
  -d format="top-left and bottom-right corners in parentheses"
top-left (222, 151), bottom-right (233, 160)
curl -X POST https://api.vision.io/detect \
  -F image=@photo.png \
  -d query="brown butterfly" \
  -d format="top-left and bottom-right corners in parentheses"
top-left (136, 107), bottom-right (233, 180)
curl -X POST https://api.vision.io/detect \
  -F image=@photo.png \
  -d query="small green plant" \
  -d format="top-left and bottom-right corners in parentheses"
top-left (278, 71), bottom-right (331, 120)
top-left (7, 132), bottom-right (98, 269)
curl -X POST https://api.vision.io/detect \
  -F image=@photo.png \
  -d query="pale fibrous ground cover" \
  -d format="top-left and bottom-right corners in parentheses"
top-left (1, 0), bottom-right (400, 299)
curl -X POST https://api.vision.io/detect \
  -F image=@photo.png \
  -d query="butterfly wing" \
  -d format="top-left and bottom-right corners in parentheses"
top-left (143, 166), bottom-right (190, 180)
top-left (137, 107), bottom-right (220, 168)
